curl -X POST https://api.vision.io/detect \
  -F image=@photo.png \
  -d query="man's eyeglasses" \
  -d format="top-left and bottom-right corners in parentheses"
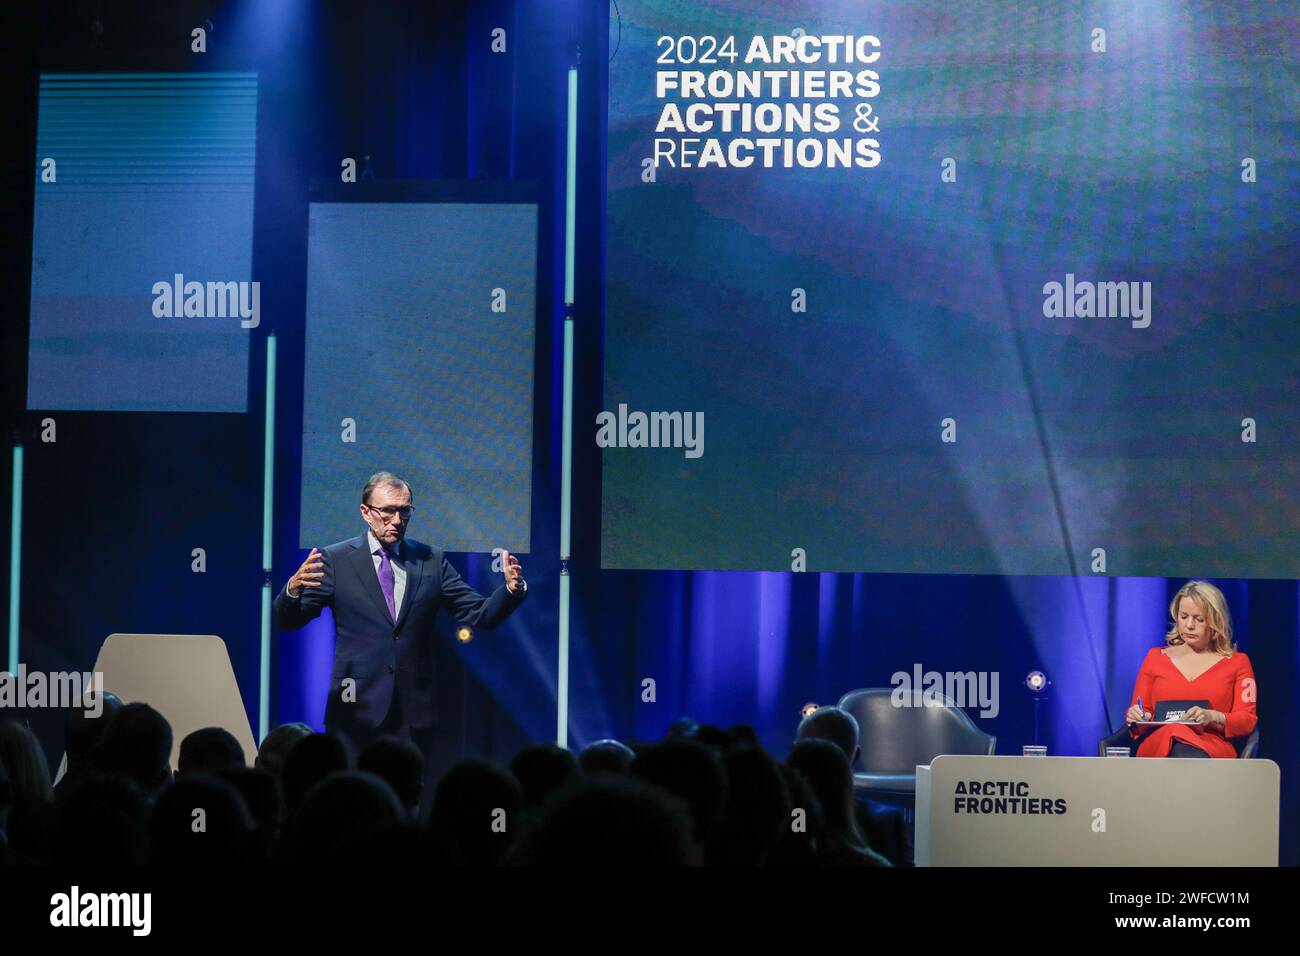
top-left (365, 504), bottom-right (414, 520)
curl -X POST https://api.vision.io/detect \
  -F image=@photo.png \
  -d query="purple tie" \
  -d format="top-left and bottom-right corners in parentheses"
top-left (375, 546), bottom-right (396, 622)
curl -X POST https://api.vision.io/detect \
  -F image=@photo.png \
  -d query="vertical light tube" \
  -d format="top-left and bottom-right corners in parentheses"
top-left (559, 322), bottom-right (574, 748)
top-left (564, 68), bottom-right (578, 305)
top-left (8, 445), bottom-right (23, 675)
top-left (259, 333), bottom-right (277, 742)
top-left (557, 65), bottom-right (578, 747)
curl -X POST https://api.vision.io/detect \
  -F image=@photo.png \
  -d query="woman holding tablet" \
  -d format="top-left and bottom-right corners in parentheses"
top-left (1125, 581), bottom-right (1258, 758)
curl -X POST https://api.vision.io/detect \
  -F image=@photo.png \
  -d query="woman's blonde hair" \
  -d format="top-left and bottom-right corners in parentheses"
top-left (1165, 580), bottom-right (1235, 655)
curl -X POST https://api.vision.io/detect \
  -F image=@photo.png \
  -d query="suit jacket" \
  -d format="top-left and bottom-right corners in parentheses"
top-left (273, 534), bottom-right (526, 729)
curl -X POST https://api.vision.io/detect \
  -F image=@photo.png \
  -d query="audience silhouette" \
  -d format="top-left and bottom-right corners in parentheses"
top-left (0, 708), bottom-right (905, 867)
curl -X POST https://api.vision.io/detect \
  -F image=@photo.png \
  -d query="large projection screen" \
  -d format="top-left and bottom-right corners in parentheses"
top-left (602, 1), bottom-right (1300, 577)
top-left (299, 200), bottom-right (537, 554)
top-left (28, 72), bottom-right (257, 412)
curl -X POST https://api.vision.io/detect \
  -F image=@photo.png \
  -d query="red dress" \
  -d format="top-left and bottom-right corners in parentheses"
top-left (1128, 647), bottom-right (1258, 758)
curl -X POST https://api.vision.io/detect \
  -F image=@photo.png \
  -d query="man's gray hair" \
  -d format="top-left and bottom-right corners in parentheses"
top-left (362, 471), bottom-right (413, 505)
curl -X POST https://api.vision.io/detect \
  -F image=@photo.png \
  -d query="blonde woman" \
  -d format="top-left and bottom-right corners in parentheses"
top-left (1125, 581), bottom-right (1258, 758)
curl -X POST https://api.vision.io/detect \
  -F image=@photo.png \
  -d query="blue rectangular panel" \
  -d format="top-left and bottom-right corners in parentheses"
top-left (299, 202), bottom-right (536, 554)
top-left (27, 73), bottom-right (257, 412)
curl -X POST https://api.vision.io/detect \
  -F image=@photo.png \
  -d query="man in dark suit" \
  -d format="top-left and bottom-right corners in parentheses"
top-left (273, 471), bottom-right (527, 795)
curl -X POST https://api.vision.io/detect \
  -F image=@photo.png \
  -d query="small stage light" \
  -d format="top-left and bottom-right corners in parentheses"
top-left (457, 626), bottom-right (473, 644)
top-left (800, 701), bottom-right (819, 718)
top-left (1024, 670), bottom-right (1051, 747)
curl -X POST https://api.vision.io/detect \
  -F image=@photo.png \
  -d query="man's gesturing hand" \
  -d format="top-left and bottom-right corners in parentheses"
top-left (502, 550), bottom-right (525, 595)
top-left (287, 548), bottom-right (325, 599)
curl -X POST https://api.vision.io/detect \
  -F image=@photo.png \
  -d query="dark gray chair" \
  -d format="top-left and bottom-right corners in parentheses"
top-left (1098, 724), bottom-right (1260, 759)
top-left (837, 688), bottom-right (996, 800)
